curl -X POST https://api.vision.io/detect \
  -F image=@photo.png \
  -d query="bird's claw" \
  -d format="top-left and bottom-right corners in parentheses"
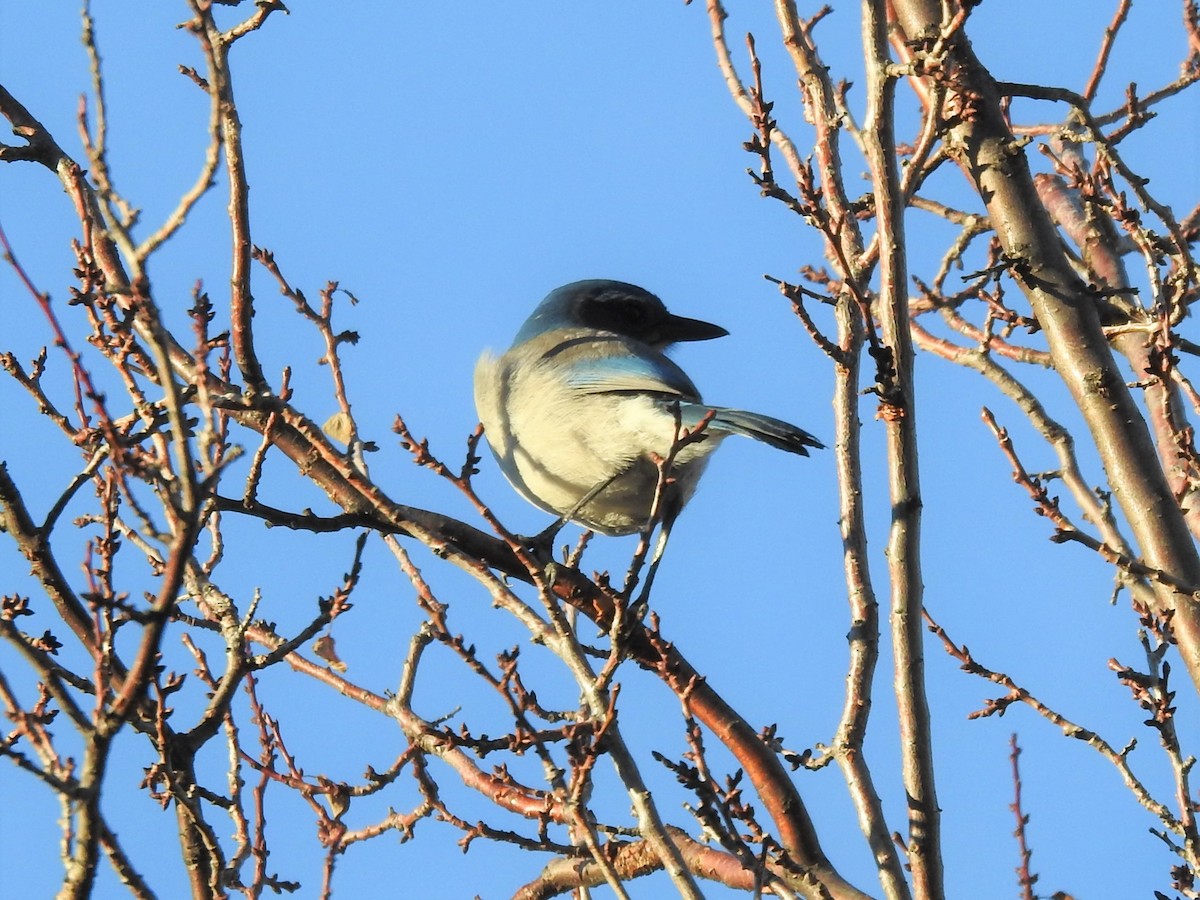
top-left (513, 519), bottom-right (567, 566)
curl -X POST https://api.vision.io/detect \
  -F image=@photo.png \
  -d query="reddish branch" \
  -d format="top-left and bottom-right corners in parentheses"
top-left (1083, 0), bottom-right (1133, 102)
top-left (1008, 735), bottom-right (1038, 900)
top-left (512, 828), bottom-right (767, 899)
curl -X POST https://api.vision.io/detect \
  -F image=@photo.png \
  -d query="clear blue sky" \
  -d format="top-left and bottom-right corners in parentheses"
top-left (2, 3), bottom-right (1199, 897)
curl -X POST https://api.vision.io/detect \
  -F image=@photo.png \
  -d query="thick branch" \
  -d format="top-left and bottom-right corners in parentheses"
top-left (890, 0), bottom-right (1200, 694)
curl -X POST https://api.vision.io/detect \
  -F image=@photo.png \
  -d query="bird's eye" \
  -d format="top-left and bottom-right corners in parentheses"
top-left (577, 288), bottom-right (663, 336)
top-left (616, 298), bottom-right (646, 326)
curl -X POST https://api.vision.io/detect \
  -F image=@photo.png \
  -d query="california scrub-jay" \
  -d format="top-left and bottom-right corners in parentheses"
top-left (474, 280), bottom-right (822, 564)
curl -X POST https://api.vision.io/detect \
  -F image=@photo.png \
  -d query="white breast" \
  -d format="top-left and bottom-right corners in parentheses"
top-left (474, 346), bottom-right (721, 534)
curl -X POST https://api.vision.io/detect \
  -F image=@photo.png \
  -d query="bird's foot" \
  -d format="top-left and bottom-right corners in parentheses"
top-left (512, 519), bottom-right (568, 566)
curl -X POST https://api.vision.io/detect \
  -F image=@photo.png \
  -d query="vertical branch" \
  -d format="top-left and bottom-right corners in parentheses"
top-left (1008, 735), bottom-right (1038, 900)
top-left (829, 287), bottom-right (910, 900)
top-left (719, 4), bottom-right (910, 894)
top-left (59, 733), bottom-right (113, 899)
top-left (862, 2), bottom-right (942, 899)
top-left (185, 2), bottom-right (268, 392)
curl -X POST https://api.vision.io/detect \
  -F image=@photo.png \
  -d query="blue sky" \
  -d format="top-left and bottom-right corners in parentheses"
top-left (2, 3), bottom-right (1199, 898)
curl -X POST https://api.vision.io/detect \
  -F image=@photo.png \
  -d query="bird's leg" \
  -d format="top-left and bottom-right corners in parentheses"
top-left (631, 494), bottom-right (681, 619)
top-left (520, 472), bottom-right (621, 560)
top-left (628, 405), bottom-right (694, 618)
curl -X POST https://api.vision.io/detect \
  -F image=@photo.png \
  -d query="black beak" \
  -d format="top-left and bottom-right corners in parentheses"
top-left (661, 313), bottom-right (729, 343)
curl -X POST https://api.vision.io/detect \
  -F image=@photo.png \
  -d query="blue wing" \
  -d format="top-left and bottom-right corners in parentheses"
top-left (558, 341), bottom-right (702, 400)
top-left (541, 332), bottom-right (824, 455)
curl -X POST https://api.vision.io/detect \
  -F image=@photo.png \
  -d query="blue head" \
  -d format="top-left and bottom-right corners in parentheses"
top-left (513, 280), bottom-right (729, 349)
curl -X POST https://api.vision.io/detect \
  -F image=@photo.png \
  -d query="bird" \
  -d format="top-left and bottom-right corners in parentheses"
top-left (473, 280), bottom-right (823, 564)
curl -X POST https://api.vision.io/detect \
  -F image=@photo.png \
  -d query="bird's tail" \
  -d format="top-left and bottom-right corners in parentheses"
top-left (699, 405), bottom-right (825, 456)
